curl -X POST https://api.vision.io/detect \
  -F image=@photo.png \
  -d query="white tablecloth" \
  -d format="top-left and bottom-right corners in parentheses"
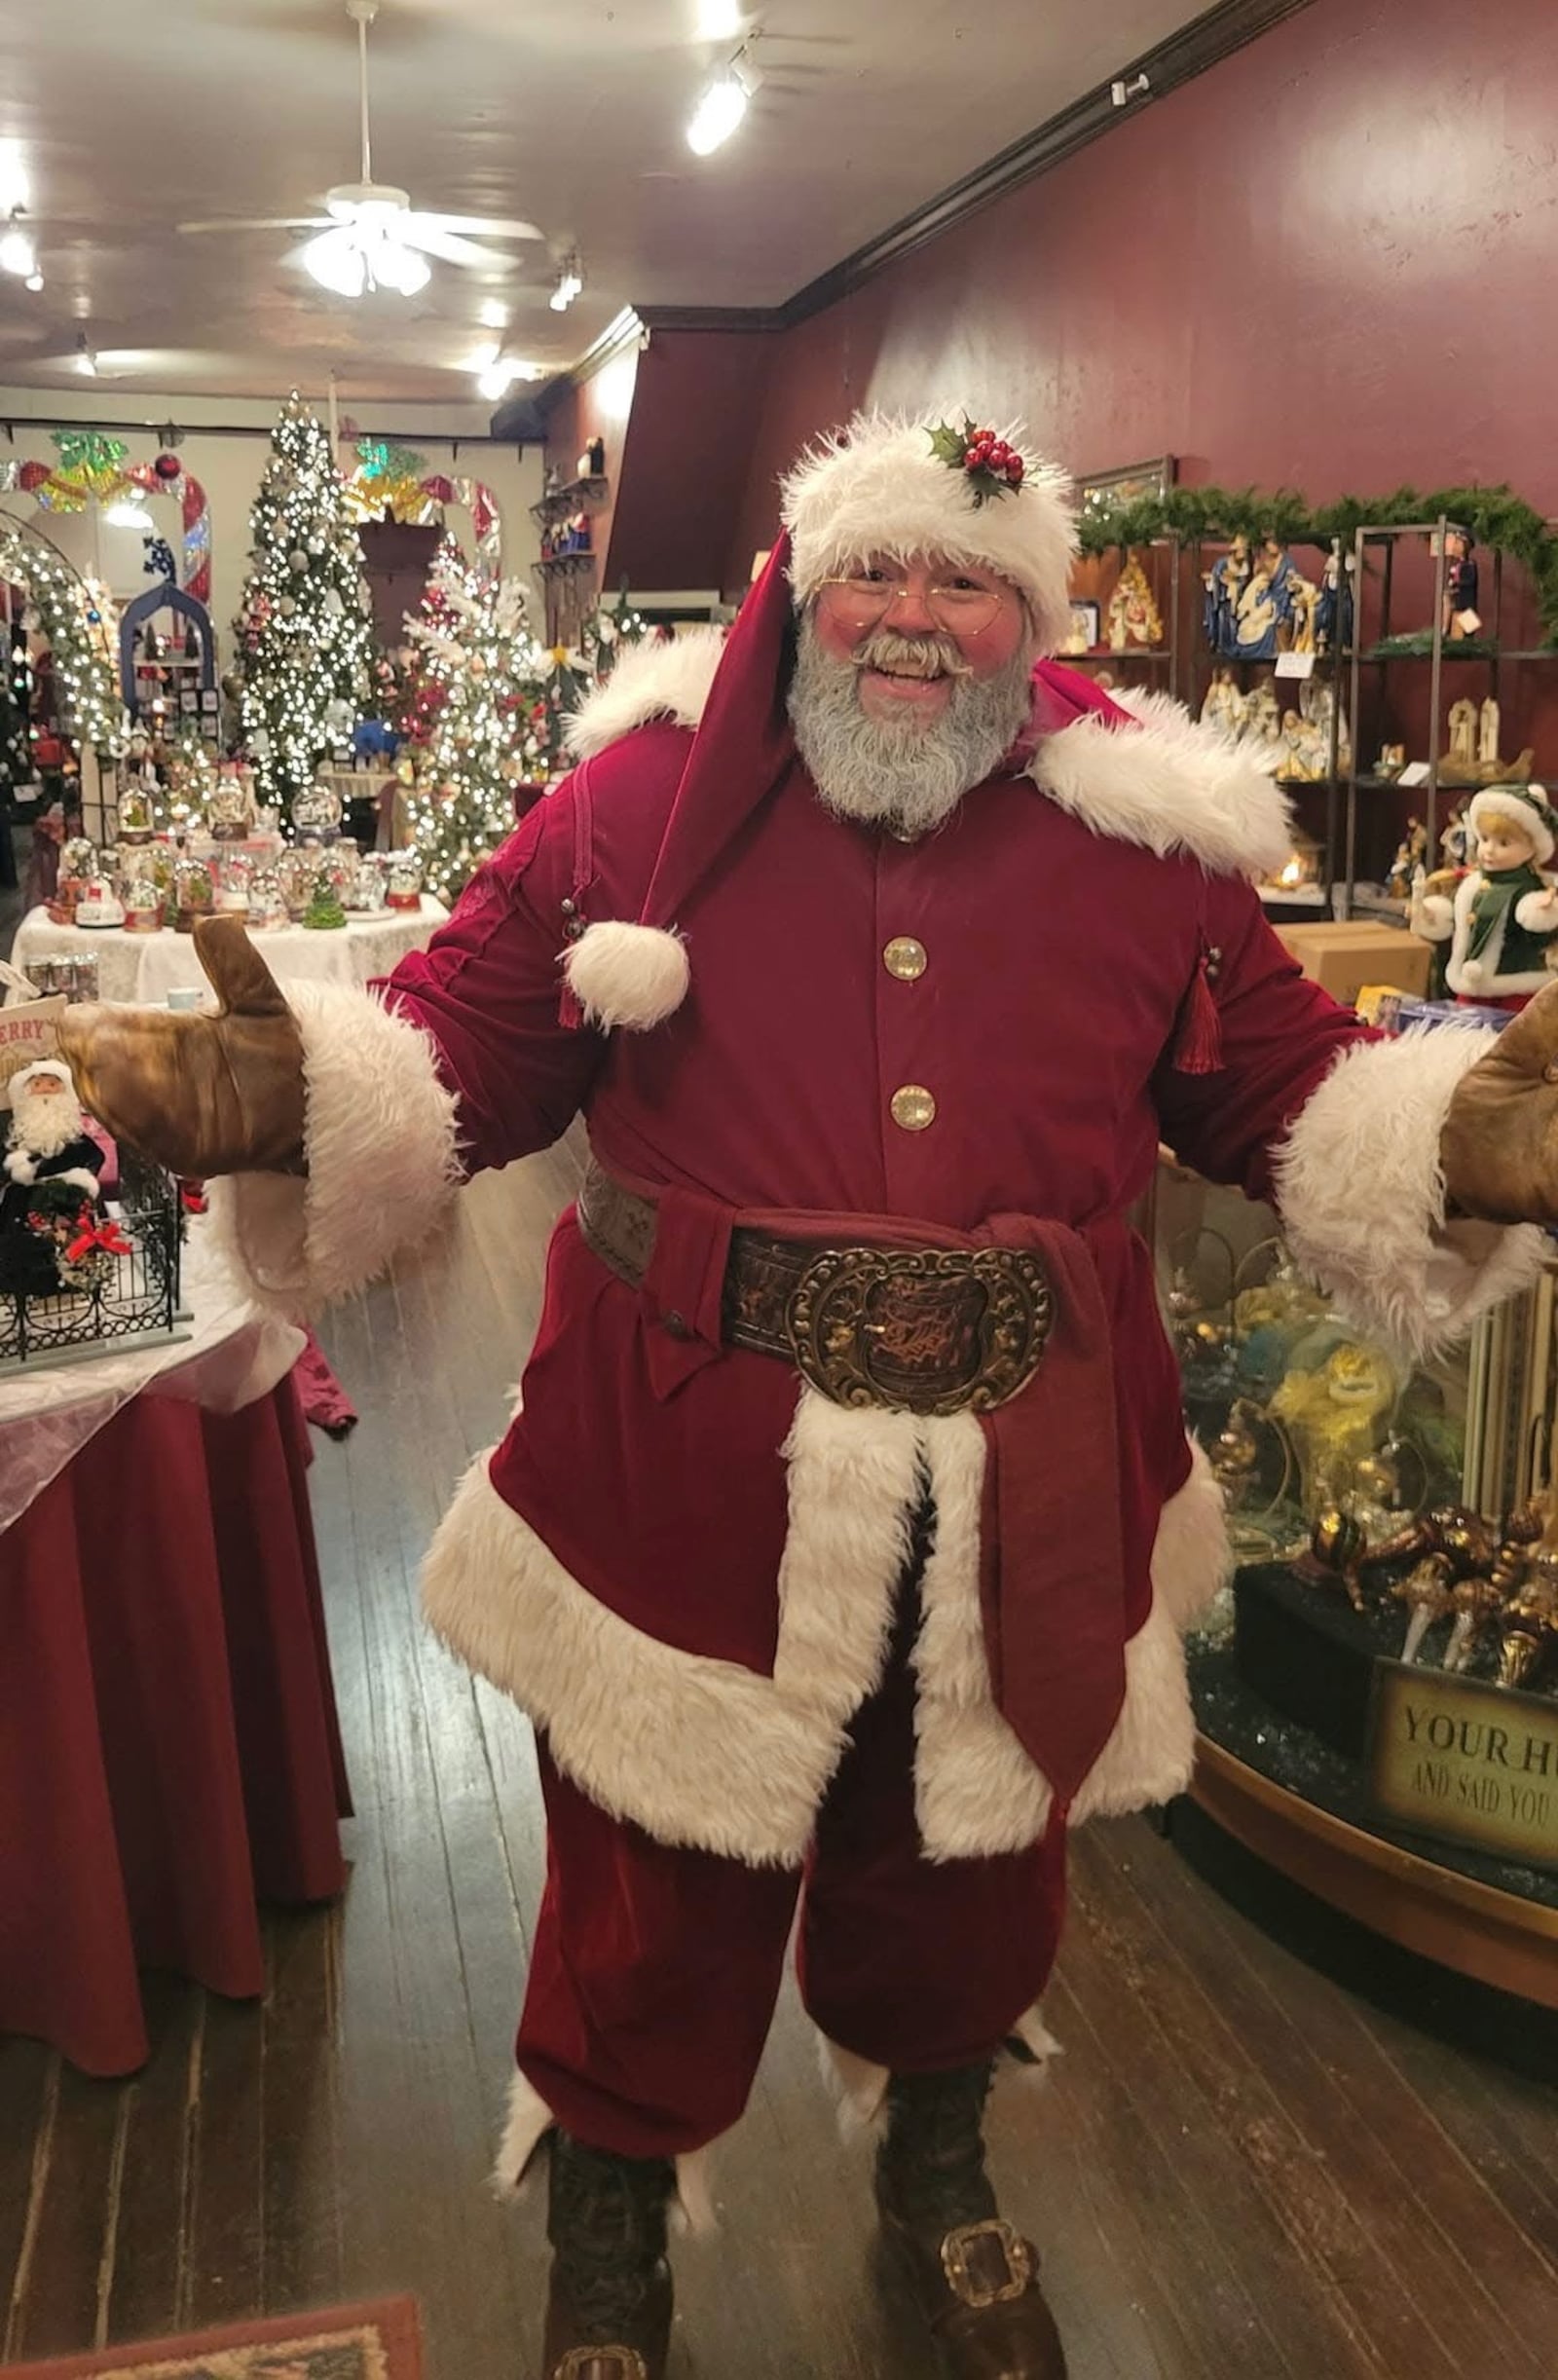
top-left (0, 1227), bottom-right (304, 1532)
top-left (11, 897), bottom-right (447, 1006)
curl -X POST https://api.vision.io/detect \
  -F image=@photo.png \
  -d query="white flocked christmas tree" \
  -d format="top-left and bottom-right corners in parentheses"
top-left (233, 393), bottom-right (372, 826)
top-left (400, 536), bottom-right (548, 905)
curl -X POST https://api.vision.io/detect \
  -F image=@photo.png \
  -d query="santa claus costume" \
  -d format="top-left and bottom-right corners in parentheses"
top-left (62, 413), bottom-right (1546, 2380)
top-left (1, 1060), bottom-right (106, 1299)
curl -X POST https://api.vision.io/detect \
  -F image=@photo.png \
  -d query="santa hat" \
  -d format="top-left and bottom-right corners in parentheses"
top-left (564, 410), bottom-right (1079, 1036)
top-left (564, 538), bottom-right (798, 1033)
top-left (782, 408), bottom-right (1077, 655)
top-left (1468, 785), bottom-right (1558, 867)
top-left (6, 1058), bottom-right (72, 1110)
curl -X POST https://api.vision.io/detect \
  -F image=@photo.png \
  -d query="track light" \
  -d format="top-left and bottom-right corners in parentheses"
top-left (0, 211), bottom-right (36, 278)
top-left (24, 270), bottom-right (43, 293)
top-left (549, 257), bottom-right (583, 314)
top-left (74, 332), bottom-right (97, 377)
top-left (687, 59), bottom-right (753, 155)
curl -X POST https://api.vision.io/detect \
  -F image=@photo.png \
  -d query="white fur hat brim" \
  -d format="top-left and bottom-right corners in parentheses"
top-left (1468, 785), bottom-right (1558, 866)
top-left (7, 1058), bottom-right (72, 1107)
top-left (780, 408), bottom-right (1077, 654)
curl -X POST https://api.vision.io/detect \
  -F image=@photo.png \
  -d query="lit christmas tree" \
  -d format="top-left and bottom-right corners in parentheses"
top-left (233, 394), bottom-right (371, 826)
top-left (400, 539), bottom-right (548, 904)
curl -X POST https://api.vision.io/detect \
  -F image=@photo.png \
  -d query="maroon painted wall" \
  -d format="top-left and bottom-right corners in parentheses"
top-left (727, 0), bottom-right (1558, 586)
top-left (609, 331), bottom-right (773, 596)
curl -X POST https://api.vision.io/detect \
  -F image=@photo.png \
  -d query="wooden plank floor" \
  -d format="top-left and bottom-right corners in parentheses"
top-left (4, 1141), bottom-right (1558, 2378)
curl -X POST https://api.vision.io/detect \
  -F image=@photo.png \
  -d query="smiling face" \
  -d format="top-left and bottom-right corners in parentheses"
top-left (810, 551), bottom-right (1028, 726)
top-left (790, 550), bottom-right (1037, 839)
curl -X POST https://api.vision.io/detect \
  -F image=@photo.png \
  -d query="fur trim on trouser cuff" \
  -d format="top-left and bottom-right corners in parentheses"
top-left (492, 2069), bottom-right (719, 2234)
top-left (205, 980), bottom-right (461, 1317)
top-left (816, 2005), bottom-right (1062, 2140)
top-left (1274, 1026), bottom-right (1546, 1359)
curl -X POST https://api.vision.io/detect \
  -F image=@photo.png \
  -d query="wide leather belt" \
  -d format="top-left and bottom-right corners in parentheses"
top-left (576, 1160), bottom-right (1054, 1419)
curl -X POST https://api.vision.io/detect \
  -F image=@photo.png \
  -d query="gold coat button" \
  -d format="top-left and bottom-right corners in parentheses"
top-left (890, 1084), bottom-right (937, 1132)
top-left (883, 936), bottom-right (928, 981)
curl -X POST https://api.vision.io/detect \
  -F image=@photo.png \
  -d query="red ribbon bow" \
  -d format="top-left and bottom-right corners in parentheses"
top-left (66, 1214), bottom-right (132, 1264)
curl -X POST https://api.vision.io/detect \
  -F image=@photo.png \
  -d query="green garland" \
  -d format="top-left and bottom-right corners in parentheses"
top-left (1076, 483), bottom-right (1558, 647)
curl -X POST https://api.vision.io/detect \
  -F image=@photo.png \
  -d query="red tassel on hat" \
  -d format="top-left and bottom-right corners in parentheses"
top-left (1172, 941), bottom-right (1225, 1075)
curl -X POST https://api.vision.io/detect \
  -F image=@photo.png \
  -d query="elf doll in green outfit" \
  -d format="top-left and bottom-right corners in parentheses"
top-left (1413, 785), bottom-right (1558, 1010)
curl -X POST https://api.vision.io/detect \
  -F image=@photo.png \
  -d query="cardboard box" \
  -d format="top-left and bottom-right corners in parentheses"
top-left (1275, 921), bottom-right (1432, 1009)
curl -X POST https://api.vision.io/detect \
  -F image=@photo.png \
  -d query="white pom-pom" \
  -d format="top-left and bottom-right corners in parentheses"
top-left (1462, 959), bottom-right (1484, 988)
top-left (564, 919), bottom-right (689, 1031)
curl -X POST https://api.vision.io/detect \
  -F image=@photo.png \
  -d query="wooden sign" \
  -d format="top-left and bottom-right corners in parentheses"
top-left (1367, 1660), bottom-right (1558, 1873)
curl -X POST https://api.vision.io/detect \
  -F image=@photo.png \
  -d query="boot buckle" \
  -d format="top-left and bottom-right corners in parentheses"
top-left (939, 2217), bottom-right (1034, 2310)
top-left (553, 2351), bottom-right (649, 2380)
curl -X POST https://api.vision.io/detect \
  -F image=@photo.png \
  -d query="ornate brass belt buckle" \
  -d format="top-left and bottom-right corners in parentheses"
top-left (785, 1245), bottom-right (1053, 1417)
top-left (552, 2351), bottom-right (649, 2380)
top-left (940, 2216), bottom-right (1034, 2309)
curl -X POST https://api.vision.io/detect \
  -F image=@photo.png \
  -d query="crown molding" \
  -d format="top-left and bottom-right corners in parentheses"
top-left (503, 0), bottom-right (1315, 426)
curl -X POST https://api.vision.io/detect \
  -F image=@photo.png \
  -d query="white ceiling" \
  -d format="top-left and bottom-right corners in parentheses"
top-left (0, 0), bottom-right (1207, 405)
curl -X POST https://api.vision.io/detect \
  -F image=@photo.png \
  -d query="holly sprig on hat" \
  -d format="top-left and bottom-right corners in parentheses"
top-left (927, 418), bottom-right (1025, 506)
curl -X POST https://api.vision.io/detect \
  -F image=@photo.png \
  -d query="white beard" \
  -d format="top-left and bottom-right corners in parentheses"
top-left (7, 1086), bottom-right (86, 1161)
top-left (788, 619), bottom-right (1035, 838)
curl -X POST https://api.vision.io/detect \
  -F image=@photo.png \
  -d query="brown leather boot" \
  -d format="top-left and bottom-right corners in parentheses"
top-left (874, 2064), bottom-right (1068, 2380)
top-left (542, 2132), bottom-right (675, 2380)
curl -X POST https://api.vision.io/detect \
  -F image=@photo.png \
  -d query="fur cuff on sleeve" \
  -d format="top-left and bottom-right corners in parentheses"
top-left (205, 981), bottom-right (461, 1317)
top-left (1274, 1027), bottom-right (1547, 1358)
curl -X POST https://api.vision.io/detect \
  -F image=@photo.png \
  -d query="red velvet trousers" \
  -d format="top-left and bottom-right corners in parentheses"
top-left (514, 1588), bottom-right (1068, 2160)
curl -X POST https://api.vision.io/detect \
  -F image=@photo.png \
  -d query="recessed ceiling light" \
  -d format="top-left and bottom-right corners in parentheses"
top-left (696, 2), bottom-right (746, 35)
top-left (24, 270), bottom-right (43, 293)
top-left (478, 298), bottom-right (508, 331)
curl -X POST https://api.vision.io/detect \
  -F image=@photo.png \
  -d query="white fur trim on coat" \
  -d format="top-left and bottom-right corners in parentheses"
top-left (563, 919), bottom-right (690, 1030)
top-left (1274, 1025), bottom-right (1546, 1359)
top-left (910, 1430), bottom-right (1227, 1860)
top-left (781, 409), bottom-right (1077, 654)
top-left (566, 626), bottom-right (726, 762)
top-left (1030, 689), bottom-right (1293, 882)
top-left (493, 2069), bottom-right (717, 2233)
top-left (423, 1391), bottom-right (1227, 1867)
top-left (204, 982), bottom-right (462, 1318)
top-left (1442, 870), bottom-right (1558, 997)
top-left (557, 630), bottom-right (1293, 886)
top-left (422, 1388), bottom-right (915, 1867)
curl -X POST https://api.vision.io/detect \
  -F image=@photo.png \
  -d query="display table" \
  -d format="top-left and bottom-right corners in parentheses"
top-left (11, 894), bottom-right (447, 1005)
top-left (0, 1237), bottom-right (351, 2075)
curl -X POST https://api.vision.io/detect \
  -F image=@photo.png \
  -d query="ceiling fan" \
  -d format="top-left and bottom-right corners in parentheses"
top-left (176, 0), bottom-right (543, 297)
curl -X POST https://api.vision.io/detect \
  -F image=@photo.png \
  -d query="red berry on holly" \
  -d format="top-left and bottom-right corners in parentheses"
top-left (1007, 457), bottom-right (1024, 483)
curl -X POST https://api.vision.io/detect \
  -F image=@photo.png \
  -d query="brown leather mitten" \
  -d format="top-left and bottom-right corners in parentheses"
top-left (1440, 980), bottom-right (1558, 1224)
top-left (55, 914), bottom-right (307, 1178)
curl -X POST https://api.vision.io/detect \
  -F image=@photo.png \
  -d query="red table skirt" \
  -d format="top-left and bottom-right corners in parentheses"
top-left (0, 1377), bottom-right (350, 2075)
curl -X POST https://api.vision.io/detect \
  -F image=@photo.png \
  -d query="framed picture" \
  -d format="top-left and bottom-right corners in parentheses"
top-left (1063, 599), bottom-right (1101, 654)
top-left (1075, 457), bottom-right (1176, 520)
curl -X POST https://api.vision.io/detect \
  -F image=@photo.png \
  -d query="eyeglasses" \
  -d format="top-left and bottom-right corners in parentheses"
top-left (815, 573), bottom-right (1009, 638)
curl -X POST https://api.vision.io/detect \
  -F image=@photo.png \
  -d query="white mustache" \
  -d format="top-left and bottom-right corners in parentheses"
top-left (853, 628), bottom-right (974, 681)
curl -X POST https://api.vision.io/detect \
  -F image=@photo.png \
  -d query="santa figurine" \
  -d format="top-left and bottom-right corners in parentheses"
top-left (1411, 786), bottom-right (1558, 1010)
top-left (0, 1059), bottom-right (106, 1298)
top-left (51, 407), bottom-right (1558, 2380)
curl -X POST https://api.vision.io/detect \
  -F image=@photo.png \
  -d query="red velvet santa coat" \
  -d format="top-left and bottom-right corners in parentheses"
top-left (208, 636), bottom-right (1544, 1868)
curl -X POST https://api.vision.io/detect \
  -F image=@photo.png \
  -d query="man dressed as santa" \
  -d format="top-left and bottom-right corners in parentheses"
top-left (59, 411), bottom-right (1555, 2380)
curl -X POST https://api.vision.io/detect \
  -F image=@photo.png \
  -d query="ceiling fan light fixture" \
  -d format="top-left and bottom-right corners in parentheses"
top-left (303, 226), bottom-right (368, 295)
top-left (105, 494), bottom-right (155, 530)
top-left (0, 213), bottom-right (36, 278)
